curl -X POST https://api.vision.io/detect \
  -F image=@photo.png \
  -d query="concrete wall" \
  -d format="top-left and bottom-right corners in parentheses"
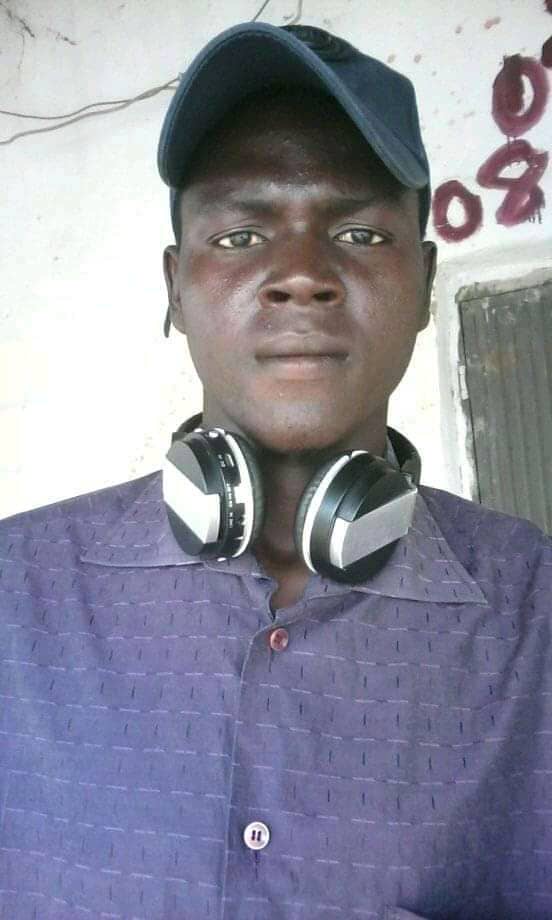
top-left (1, 0), bottom-right (551, 518)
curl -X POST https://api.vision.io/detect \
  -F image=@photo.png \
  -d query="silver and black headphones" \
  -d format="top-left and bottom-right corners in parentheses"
top-left (163, 414), bottom-right (421, 584)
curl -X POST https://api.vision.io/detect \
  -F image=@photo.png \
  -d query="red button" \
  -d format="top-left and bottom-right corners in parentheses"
top-left (269, 627), bottom-right (289, 651)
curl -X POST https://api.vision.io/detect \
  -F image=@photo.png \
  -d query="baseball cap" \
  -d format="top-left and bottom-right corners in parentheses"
top-left (158, 22), bottom-right (431, 238)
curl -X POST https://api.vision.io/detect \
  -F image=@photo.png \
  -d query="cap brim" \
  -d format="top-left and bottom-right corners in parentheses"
top-left (158, 22), bottom-right (428, 192)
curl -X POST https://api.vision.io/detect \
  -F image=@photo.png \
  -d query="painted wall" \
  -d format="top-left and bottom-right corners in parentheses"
top-left (1, 0), bottom-right (551, 518)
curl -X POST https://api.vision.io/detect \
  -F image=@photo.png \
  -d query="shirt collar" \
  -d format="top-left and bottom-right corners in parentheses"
top-left (80, 469), bottom-right (488, 606)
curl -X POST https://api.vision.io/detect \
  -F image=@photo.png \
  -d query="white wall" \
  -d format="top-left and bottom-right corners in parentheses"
top-left (1, 0), bottom-right (551, 517)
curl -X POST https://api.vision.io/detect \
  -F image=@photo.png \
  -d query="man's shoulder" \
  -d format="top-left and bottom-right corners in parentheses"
top-left (0, 472), bottom-right (161, 562)
top-left (420, 483), bottom-right (550, 547)
top-left (420, 483), bottom-right (551, 598)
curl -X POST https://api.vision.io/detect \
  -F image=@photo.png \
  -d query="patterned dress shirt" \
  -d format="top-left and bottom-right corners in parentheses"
top-left (0, 462), bottom-right (551, 920)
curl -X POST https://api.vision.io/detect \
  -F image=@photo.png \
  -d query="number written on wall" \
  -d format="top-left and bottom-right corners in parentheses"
top-left (433, 9), bottom-right (551, 243)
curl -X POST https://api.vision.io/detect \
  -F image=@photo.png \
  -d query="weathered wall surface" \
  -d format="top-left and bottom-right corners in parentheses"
top-left (1, 0), bottom-right (551, 517)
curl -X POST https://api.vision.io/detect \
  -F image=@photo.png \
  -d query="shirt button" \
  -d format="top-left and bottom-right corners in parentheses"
top-left (243, 820), bottom-right (270, 851)
top-left (269, 627), bottom-right (289, 651)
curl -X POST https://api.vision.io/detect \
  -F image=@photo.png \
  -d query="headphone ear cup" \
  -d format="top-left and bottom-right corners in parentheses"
top-left (230, 433), bottom-right (265, 547)
top-left (294, 456), bottom-right (346, 568)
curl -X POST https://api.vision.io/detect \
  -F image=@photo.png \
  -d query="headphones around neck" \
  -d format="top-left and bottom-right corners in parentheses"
top-left (163, 414), bottom-right (421, 584)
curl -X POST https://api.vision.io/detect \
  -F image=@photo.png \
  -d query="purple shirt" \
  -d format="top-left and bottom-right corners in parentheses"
top-left (0, 469), bottom-right (551, 919)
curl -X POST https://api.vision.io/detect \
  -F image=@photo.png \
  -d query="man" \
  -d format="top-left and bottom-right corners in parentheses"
top-left (0, 21), bottom-right (550, 920)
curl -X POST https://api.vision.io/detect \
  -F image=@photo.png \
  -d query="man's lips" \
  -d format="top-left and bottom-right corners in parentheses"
top-left (255, 334), bottom-right (349, 360)
top-left (255, 335), bottom-right (349, 380)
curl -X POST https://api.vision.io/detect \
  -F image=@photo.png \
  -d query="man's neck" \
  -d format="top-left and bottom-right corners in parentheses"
top-left (254, 453), bottom-right (318, 569)
top-left (253, 428), bottom-right (388, 578)
top-left (199, 405), bottom-right (388, 580)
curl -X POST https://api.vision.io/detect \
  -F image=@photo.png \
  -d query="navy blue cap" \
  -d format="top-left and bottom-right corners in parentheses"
top-left (158, 22), bottom-right (431, 234)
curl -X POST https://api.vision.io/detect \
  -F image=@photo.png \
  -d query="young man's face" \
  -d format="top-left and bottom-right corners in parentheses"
top-left (164, 91), bottom-right (436, 456)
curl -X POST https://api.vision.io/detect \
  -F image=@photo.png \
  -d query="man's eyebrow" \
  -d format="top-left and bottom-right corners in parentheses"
top-left (196, 192), bottom-right (393, 216)
top-left (323, 194), bottom-right (394, 215)
top-left (199, 196), bottom-right (277, 216)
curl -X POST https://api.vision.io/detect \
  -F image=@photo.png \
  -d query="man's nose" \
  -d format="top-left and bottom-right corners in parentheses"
top-left (257, 239), bottom-right (345, 309)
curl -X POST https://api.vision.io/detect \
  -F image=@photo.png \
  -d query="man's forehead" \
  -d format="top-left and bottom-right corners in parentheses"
top-left (184, 178), bottom-right (402, 213)
top-left (182, 87), bottom-right (388, 178)
top-left (172, 87), bottom-right (422, 240)
top-left (180, 102), bottom-right (408, 208)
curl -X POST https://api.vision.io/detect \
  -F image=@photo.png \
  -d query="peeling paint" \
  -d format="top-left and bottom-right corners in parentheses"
top-left (484, 16), bottom-right (501, 29)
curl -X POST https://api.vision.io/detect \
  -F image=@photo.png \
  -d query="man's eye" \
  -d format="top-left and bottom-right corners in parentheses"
top-left (215, 230), bottom-right (265, 249)
top-left (336, 228), bottom-right (386, 245)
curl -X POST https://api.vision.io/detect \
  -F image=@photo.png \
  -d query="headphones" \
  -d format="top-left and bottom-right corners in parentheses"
top-left (163, 414), bottom-right (421, 584)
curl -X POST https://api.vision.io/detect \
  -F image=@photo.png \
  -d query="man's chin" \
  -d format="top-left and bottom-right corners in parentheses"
top-left (240, 408), bottom-right (355, 456)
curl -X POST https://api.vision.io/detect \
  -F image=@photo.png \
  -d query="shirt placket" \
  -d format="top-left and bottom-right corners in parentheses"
top-left (220, 592), bottom-right (311, 919)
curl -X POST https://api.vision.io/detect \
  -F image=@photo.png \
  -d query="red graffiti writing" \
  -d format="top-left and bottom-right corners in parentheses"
top-left (542, 36), bottom-right (552, 67)
top-left (492, 54), bottom-right (549, 135)
top-left (433, 34), bottom-right (550, 242)
top-left (477, 139), bottom-right (549, 224)
top-left (432, 180), bottom-right (483, 242)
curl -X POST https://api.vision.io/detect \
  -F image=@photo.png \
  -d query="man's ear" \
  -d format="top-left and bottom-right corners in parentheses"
top-left (418, 240), bottom-right (437, 331)
top-left (163, 244), bottom-right (186, 335)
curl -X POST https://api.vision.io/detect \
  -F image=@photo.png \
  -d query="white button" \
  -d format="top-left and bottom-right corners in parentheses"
top-left (243, 820), bottom-right (270, 851)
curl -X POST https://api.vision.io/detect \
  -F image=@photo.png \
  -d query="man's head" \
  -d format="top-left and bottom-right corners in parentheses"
top-left (159, 22), bottom-right (436, 456)
top-left (162, 81), bottom-right (436, 456)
